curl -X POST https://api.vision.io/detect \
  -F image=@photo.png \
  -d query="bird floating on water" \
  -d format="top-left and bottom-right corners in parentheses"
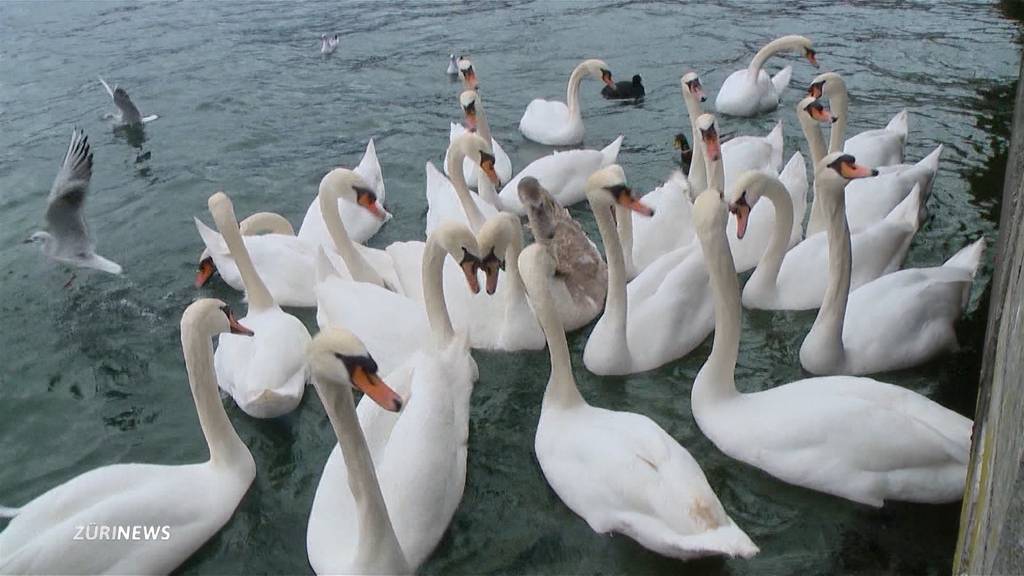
top-left (320, 33), bottom-right (339, 55)
top-left (99, 77), bottom-right (158, 126)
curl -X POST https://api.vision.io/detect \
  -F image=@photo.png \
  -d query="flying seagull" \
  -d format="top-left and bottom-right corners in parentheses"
top-left (99, 77), bottom-right (158, 126)
top-left (26, 128), bottom-right (122, 275)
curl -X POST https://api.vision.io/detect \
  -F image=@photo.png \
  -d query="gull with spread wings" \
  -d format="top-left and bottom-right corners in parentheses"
top-left (26, 129), bottom-right (122, 275)
top-left (99, 77), bottom-right (158, 126)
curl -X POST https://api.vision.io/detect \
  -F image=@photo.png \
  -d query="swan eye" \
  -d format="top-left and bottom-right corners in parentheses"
top-left (606, 184), bottom-right (631, 200)
top-left (334, 353), bottom-right (379, 378)
top-left (827, 154), bottom-right (858, 174)
top-left (354, 186), bottom-right (378, 207)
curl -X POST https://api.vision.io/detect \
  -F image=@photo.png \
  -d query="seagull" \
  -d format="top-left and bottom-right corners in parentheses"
top-left (99, 77), bottom-right (158, 126)
top-left (320, 33), bottom-right (339, 55)
top-left (26, 129), bottom-right (122, 275)
top-left (447, 53), bottom-right (459, 75)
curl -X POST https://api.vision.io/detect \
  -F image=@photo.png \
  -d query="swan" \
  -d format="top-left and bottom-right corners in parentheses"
top-left (99, 77), bottom-right (158, 125)
top-left (809, 72), bottom-right (908, 168)
top-left (733, 156), bottom-right (923, 311)
top-left (519, 58), bottom-right (615, 145)
top-left (601, 74), bottom-right (645, 101)
top-left (444, 89), bottom-right (513, 190)
top-left (519, 177), bottom-right (607, 331)
top-left (715, 35), bottom-right (817, 117)
top-left (0, 299), bottom-right (255, 573)
top-left (310, 223), bottom-right (481, 570)
top-left (426, 132), bottom-right (501, 235)
top-left (306, 327), bottom-right (409, 574)
top-left (496, 135), bottom-right (623, 214)
top-left (797, 160), bottom-right (985, 375)
top-left (320, 34), bottom-right (339, 55)
top-left (299, 138), bottom-right (391, 247)
top-left (446, 53), bottom-right (459, 76)
top-left (691, 185), bottom-right (972, 507)
top-left (27, 128), bottom-right (122, 275)
top-left (797, 96), bottom-right (941, 236)
top-left (582, 165), bottom-right (716, 376)
top-left (206, 192), bottom-right (311, 418)
top-left (518, 242), bottom-right (759, 559)
top-left (196, 211), bottom-right (295, 287)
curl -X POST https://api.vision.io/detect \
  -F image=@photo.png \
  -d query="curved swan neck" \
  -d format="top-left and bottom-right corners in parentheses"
top-left (180, 319), bottom-right (249, 468)
top-left (747, 35), bottom-right (806, 78)
top-left (422, 235), bottom-right (456, 346)
top-left (239, 212), bottom-right (294, 236)
top-left (593, 201), bottom-right (628, 341)
top-left (827, 80), bottom-right (850, 154)
top-left (526, 260), bottom-right (583, 410)
top-left (808, 178), bottom-right (851, 364)
top-left (210, 200), bottom-right (274, 311)
top-left (313, 378), bottom-right (407, 572)
top-left (321, 192), bottom-right (386, 289)
top-left (750, 178), bottom-right (794, 289)
top-left (681, 84), bottom-right (706, 194)
top-left (502, 227), bottom-right (527, 305)
top-left (566, 61), bottom-right (588, 123)
top-left (800, 113), bottom-right (829, 237)
top-left (445, 147), bottom-right (487, 232)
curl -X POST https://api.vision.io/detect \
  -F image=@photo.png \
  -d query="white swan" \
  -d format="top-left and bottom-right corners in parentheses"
top-left (809, 72), bottom-right (908, 168)
top-left (0, 299), bottom-right (255, 573)
top-left (733, 157), bottom-right (922, 311)
top-left (799, 160), bottom-right (985, 375)
top-left (519, 58), bottom-right (615, 145)
top-left (196, 211), bottom-right (295, 287)
top-left (715, 35), bottom-right (817, 117)
top-left (496, 135), bottom-right (623, 214)
top-left (306, 328), bottom-right (409, 575)
top-left (310, 223), bottom-right (480, 571)
top-left (426, 132), bottom-right (501, 235)
top-left (692, 185), bottom-right (972, 507)
top-left (519, 242), bottom-right (758, 559)
top-left (299, 139), bottom-right (391, 246)
top-left (206, 192), bottom-right (311, 418)
top-left (445, 90), bottom-right (513, 190)
top-left (797, 95), bottom-right (941, 236)
top-left (446, 53), bottom-right (459, 76)
top-left (583, 165), bottom-right (716, 376)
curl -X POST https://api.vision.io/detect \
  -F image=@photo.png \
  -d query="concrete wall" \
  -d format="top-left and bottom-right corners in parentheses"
top-left (954, 55), bottom-right (1024, 575)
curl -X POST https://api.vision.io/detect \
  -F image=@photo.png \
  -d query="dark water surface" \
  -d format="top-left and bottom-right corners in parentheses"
top-left (0, 1), bottom-right (1020, 574)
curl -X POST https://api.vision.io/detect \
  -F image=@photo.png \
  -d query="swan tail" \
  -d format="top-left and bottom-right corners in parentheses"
top-left (886, 109), bottom-right (910, 139)
top-left (770, 65), bottom-right (793, 95)
top-left (944, 237), bottom-right (986, 277)
top-left (315, 246), bottom-right (341, 283)
top-left (914, 144), bottom-right (944, 205)
top-left (98, 76), bottom-right (115, 98)
top-left (641, 521), bottom-right (760, 560)
top-left (884, 183), bottom-right (923, 231)
top-left (765, 120), bottom-right (784, 172)
top-left (600, 135), bottom-right (624, 166)
top-left (0, 505), bottom-right (20, 518)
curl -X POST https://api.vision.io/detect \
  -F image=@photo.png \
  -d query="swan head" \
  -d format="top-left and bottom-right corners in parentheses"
top-left (582, 59), bottom-right (615, 88)
top-left (585, 165), bottom-right (654, 217)
top-left (458, 57), bottom-right (477, 89)
top-left (432, 221), bottom-right (484, 294)
top-left (452, 132), bottom-right (499, 186)
top-left (308, 327), bottom-right (403, 412)
top-left (477, 213), bottom-right (522, 295)
top-left (182, 298), bottom-right (254, 340)
top-left (817, 152), bottom-right (878, 191)
top-left (681, 71), bottom-right (706, 102)
top-left (693, 188), bottom-right (727, 242)
top-left (696, 113), bottom-right (721, 162)
top-left (726, 171), bottom-right (780, 240)
top-left (319, 168), bottom-right (386, 220)
top-left (518, 177), bottom-right (557, 242)
top-left (459, 90), bottom-right (479, 132)
top-left (797, 95), bottom-right (835, 126)
top-left (807, 71), bottom-right (843, 100)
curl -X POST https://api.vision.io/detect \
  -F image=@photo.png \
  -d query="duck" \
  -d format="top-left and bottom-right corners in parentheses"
top-left (714, 35), bottom-right (818, 117)
top-left (320, 34), bottom-right (339, 55)
top-left (0, 299), bottom-right (255, 573)
top-left (518, 177), bottom-right (607, 331)
top-left (733, 154), bottom-right (922, 311)
top-left (692, 183), bottom-right (972, 507)
top-left (306, 327), bottom-right (407, 574)
top-left (425, 132), bottom-right (501, 236)
top-left (99, 77), bottom-right (158, 125)
top-left (299, 138), bottom-right (391, 247)
top-left (26, 128), bottom-right (122, 275)
top-left (496, 135), bottom-right (623, 214)
top-left (445, 89), bottom-right (513, 190)
top-left (673, 132), bottom-right (693, 174)
top-left (796, 158), bottom-right (985, 375)
top-left (205, 192), bottom-right (311, 418)
top-left (519, 58), bottom-right (615, 145)
top-left (809, 72), bottom-right (907, 168)
top-left (582, 165), bottom-right (715, 376)
top-left (797, 95), bottom-right (941, 236)
top-left (518, 242), bottom-right (759, 560)
top-left (446, 53), bottom-right (459, 76)
top-left (601, 74), bottom-right (645, 101)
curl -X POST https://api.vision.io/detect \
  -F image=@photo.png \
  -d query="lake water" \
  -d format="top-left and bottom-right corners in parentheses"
top-left (0, 1), bottom-right (1020, 574)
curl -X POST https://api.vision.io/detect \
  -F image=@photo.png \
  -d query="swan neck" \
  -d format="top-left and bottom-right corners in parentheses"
top-left (211, 206), bottom-right (274, 311)
top-left (503, 229), bottom-right (527, 305)
top-left (754, 179), bottom-right (794, 286)
top-left (321, 193), bottom-right (386, 289)
top-left (566, 62), bottom-right (587, 122)
top-left (423, 235), bottom-right (456, 346)
top-left (617, 205), bottom-right (635, 278)
top-left (828, 86), bottom-right (850, 154)
top-left (748, 36), bottom-right (799, 78)
top-left (801, 119), bottom-right (828, 236)
top-left (474, 95), bottom-right (493, 145)
top-left (314, 378), bottom-right (407, 571)
top-left (529, 263), bottom-right (583, 410)
top-left (683, 89), bottom-right (706, 193)
top-left (180, 320), bottom-right (249, 468)
top-left (593, 201), bottom-right (628, 342)
top-left (694, 209), bottom-right (742, 410)
top-left (445, 149), bottom-right (487, 232)
top-left (809, 180), bottom-right (851, 363)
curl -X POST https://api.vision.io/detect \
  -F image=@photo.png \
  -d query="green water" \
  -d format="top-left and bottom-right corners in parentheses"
top-left (0, 1), bottom-right (1020, 574)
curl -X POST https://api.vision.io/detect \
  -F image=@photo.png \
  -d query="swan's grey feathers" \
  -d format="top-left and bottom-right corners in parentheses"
top-left (45, 129), bottom-right (94, 257)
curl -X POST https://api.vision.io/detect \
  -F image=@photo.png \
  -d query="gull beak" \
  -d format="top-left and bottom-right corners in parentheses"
top-left (195, 258), bottom-right (216, 288)
top-left (351, 366), bottom-right (403, 412)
